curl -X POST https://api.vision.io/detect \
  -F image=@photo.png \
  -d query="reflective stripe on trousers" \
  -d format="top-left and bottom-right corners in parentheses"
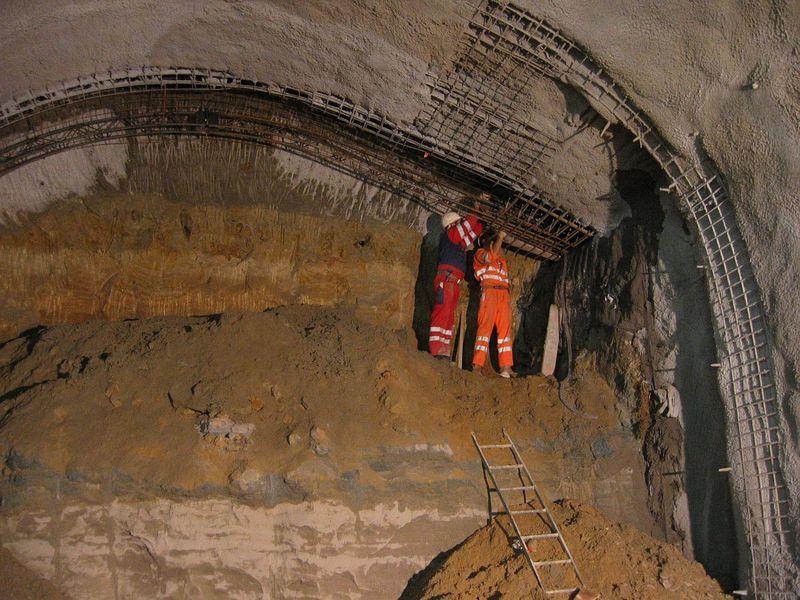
top-left (429, 272), bottom-right (460, 357)
top-left (472, 288), bottom-right (513, 368)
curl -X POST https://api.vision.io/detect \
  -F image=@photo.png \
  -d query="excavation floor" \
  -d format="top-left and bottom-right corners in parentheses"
top-left (0, 305), bottom-right (702, 597)
top-left (401, 498), bottom-right (726, 599)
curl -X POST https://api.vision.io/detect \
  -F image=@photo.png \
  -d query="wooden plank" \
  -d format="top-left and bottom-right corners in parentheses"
top-left (541, 304), bottom-right (559, 376)
top-left (455, 305), bottom-right (466, 369)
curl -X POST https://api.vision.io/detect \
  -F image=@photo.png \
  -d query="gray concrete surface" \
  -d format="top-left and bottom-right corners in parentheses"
top-left (1, 0), bottom-right (798, 593)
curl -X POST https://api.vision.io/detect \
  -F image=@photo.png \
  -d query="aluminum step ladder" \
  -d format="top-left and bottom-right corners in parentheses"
top-left (472, 429), bottom-right (585, 597)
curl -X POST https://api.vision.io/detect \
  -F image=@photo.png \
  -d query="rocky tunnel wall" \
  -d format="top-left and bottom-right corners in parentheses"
top-left (1, 0), bottom-right (799, 595)
top-left (512, 166), bottom-right (742, 589)
top-left (0, 136), bottom-right (661, 597)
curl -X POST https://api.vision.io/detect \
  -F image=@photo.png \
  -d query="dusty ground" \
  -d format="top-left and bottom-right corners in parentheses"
top-left (0, 546), bottom-right (67, 600)
top-left (401, 499), bottom-right (726, 599)
top-left (0, 305), bottom-right (624, 496)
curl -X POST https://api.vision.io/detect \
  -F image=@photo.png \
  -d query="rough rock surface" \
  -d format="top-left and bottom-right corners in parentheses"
top-left (516, 170), bottom-right (740, 587)
top-left (1, 0), bottom-right (799, 590)
top-left (0, 191), bottom-right (421, 338)
top-left (1, 305), bottom-right (655, 598)
top-left (401, 499), bottom-right (726, 599)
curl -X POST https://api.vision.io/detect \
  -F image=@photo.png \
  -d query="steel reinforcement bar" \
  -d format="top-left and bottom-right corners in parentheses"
top-left (0, 67), bottom-right (593, 260)
top-left (0, 4), bottom-right (794, 592)
top-left (464, 1), bottom-right (795, 595)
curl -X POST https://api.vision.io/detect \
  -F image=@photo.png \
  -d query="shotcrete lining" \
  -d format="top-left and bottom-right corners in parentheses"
top-left (0, 1), bottom-right (794, 594)
top-left (0, 68), bottom-right (590, 260)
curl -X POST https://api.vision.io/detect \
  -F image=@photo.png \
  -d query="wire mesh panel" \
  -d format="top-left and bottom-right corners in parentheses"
top-left (451, 1), bottom-right (796, 596)
top-left (0, 66), bottom-right (594, 260)
top-left (416, 0), bottom-right (556, 190)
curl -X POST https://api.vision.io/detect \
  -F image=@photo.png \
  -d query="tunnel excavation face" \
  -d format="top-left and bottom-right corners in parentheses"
top-left (0, 2), bottom-right (797, 598)
top-left (0, 78), bottom-right (740, 593)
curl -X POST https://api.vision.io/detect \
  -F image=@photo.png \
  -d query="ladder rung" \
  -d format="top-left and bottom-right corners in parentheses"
top-left (545, 588), bottom-right (580, 596)
top-left (481, 443), bottom-right (513, 448)
top-left (491, 508), bottom-right (547, 516)
top-left (533, 559), bottom-right (571, 566)
top-left (500, 485), bottom-right (536, 491)
top-left (489, 463), bottom-right (524, 470)
top-left (521, 533), bottom-right (559, 540)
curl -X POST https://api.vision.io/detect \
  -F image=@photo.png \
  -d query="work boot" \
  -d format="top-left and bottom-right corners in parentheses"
top-left (472, 364), bottom-right (483, 375)
top-left (500, 367), bottom-right (514, 379)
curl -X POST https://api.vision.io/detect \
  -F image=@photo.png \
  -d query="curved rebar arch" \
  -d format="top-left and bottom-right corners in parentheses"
top-left (0, 2), bottom-right (795, 594)
top-left (0, 67), bottom-right (591, 261)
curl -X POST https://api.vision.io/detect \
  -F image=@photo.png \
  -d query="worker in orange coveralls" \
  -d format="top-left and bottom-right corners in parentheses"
top-left (428, 197), bottom-right (485, 359)
top-left (472, 229), bottom-right (514, 378)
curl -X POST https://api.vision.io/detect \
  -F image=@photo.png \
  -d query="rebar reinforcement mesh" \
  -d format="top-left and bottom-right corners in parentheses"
top-left (0, 2), bottom-right (796, 594)
top-left (0, 68), bottom-right (592, 261)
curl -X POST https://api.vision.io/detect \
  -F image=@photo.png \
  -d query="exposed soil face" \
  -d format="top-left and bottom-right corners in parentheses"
top-left (0, 192), bottom-right (422, 340)
top-left (0, 189), bottom-right (540, 347)
top-left (0, 304), bottom-right (658, 597)
top-left (0, 546), bottom-right (67, 600)
top-left (401, 499), bottom-right (726, 600)
top-left (1, 305), bottom-right (635, 501)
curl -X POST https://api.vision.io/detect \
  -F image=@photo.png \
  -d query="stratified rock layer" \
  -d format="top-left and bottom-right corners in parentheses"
top-left (1, 306), bottom-right (655, 598)
top-left (0, 191), bottom-right (538, 344)
top-left (0, 193), bottom-right (421, 339)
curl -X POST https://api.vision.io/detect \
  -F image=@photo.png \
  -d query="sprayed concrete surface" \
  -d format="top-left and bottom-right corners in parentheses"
top-left (1, 0), bottom-right (799, 592)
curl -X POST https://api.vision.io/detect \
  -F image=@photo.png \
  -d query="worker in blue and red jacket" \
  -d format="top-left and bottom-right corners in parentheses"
top-left (428, 195), bottom-right (485, 359)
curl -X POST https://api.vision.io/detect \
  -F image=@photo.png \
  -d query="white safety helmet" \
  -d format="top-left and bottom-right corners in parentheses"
top-left (441, 212), bottom-right (461, 228)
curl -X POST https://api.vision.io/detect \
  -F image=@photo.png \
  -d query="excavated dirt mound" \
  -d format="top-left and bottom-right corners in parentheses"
top-left (401, 499), bottom-right (725, 600)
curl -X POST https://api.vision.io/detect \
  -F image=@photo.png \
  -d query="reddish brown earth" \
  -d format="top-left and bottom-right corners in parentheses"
top-left (0, 546), bottom-right (68, 600)
top-left (401, 499), bottom-right (726, 599)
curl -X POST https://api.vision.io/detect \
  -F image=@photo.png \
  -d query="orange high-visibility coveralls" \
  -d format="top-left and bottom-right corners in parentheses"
top-left (472, 247), bottom-right (513, 368)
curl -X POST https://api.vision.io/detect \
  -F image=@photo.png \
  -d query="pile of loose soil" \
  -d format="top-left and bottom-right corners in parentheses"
top-left (401, 498), bottom-right (725, 599)
top-left (0, 546), bottom-right (68, 600)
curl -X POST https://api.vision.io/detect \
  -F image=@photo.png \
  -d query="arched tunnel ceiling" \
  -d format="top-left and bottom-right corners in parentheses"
top-left (0, 68), bottom-right (596, 261)
top-left (1, 0), bottom-right (799, 596)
